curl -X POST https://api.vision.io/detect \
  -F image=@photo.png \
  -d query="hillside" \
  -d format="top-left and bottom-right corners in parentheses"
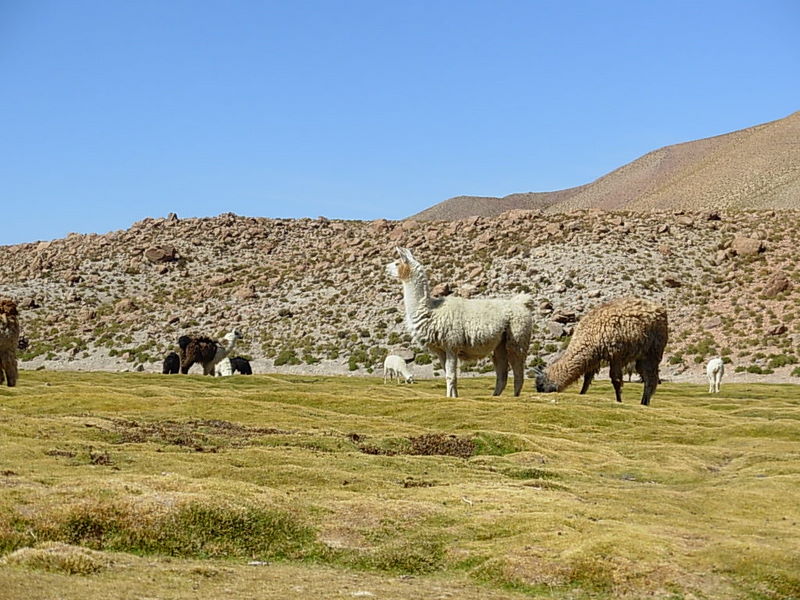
top-left (1, 210), bottom-right (799, 385)
top-left (411, 111), bottom-right (800, 220)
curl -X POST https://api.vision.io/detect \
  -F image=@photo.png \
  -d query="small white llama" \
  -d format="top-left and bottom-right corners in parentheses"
top-left (383, 354), bottom-right (414, 384)
top-left (706, 357), bottom-right (724, 393)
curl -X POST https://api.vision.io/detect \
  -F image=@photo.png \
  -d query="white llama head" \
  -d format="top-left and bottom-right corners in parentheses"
top-left (385, 247), bottom-right (425, 284)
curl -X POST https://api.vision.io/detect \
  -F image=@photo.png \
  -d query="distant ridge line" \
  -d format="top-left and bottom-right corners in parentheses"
top-left (409, 111), bottom-right (800, 220)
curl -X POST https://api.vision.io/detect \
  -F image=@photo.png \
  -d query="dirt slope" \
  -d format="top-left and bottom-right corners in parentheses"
top-left (411, 111), bottom-right (800, 220)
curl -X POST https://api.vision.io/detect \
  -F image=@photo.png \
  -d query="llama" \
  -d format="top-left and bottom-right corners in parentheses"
top-left (230, 356), bottom-right (252, 375)
top-left (214, 356), bottom-right (253, 376)
top-left (383, 354), bottom-right (414, 384)
top-left (386, 247), bottom-right (534, 397)
top-left (178, 329), bottom-right (242, 375)
top-left (0, 298), bottom-right (20, 387)
top-left (706, 357), bottom-right (724, 393)
top-left (162, 351), bottom-right (180, 374)
top-left (535, 296), bottom-right (668, 405)
top-left (215, 357), bottom-right (233, 377)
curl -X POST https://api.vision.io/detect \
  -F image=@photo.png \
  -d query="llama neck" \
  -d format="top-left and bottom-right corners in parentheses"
top-left (401, 273), bottom-right (432, 332)
top-left (220, 336), bottom-right (237, 357)
top-left (547, 348), bottom-right (597, 391)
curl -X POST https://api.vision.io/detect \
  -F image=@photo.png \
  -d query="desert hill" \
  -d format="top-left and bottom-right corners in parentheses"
top-left (411, 111), bottom-right (800, 220)
top-left (1, 210), bottom-right (798, 384)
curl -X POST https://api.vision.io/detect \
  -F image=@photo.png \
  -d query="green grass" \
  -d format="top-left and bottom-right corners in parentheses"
top-left (0, 371), bottom-right (799, 599)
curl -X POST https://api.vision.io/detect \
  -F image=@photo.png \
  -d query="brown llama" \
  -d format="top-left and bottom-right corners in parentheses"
top-left (535, 296), bottom-right (668, 405)
top-left (177, 329), bottom-right (242, 375)
top-left (0, 298), bottom-right (20, 387)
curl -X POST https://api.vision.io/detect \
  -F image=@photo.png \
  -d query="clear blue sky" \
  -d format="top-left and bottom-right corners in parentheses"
top-left (2, 1), bottom-right (798, 245)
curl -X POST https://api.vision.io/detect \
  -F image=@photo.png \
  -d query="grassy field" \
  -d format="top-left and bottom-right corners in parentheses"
top-left (0, 371), bottom-right (798, 600)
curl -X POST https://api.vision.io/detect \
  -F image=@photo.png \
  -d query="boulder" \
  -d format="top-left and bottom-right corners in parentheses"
top-left (144, 245), bottom-right (177, 263)
top-left (730, 236), bottom-right (764, 256)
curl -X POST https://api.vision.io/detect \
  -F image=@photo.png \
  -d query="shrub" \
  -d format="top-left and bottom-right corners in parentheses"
top-left (274, 350), bottom-right (301, 366)
top-left (415, 353), bottom-right (432, 365)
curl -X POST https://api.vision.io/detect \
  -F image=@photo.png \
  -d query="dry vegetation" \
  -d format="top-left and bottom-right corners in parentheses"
top-left (1, 371), bottom-right (798, 599)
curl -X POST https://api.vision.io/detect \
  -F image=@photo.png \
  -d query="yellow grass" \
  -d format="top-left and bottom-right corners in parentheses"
top-left (0, 371), bottom-right (798, 599)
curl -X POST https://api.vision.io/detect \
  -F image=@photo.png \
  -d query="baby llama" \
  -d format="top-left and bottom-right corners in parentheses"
top-left (0, 298), bottom-right (20, 387)
top-left (178, 329), bottom-right (242, 375)
top-left (162, 351), bottom-right (180, 374)
top-left (535, 296), bottom-right (668, 405)
top-left (706, 357), bottom-right (724, 393)
top-left (383, 354), bottom-right (414, 384)
top-left (386, 247), bottom-right (534, 398)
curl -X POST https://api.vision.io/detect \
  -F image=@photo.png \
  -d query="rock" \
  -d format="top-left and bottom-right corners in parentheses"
top-left (115, 298), bottom-right (137, 313)
top-left (703, 316), bottom-right (722, 329)
top-left (767, 324), bottom-right (787, 336)
top-left (544, 223), bottom-right (562, 236)
top-left (551, 310), bottom-right (577, 324)
top-left (730, 236), bottom-right (764, 256)
top-left (664, 277), bottom-right (682, 288)
top-left (234, 285), bottom-right (257, 300)
top-left (547, 322), bottom-right (566, 338)
top-left (144, 245), bottom-right (177, 263)
top-left (430, 283), bottom-right (453, 297)
top-left (762, 273), bottom-right (792, 298)
top-left (459, 284), bottom-right (478, 298)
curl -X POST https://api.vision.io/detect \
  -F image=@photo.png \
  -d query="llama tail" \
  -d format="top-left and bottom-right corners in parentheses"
top-left (178, 335), bottom-right (190, 350)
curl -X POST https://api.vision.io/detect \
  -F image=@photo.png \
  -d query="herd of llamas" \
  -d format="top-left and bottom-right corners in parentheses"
top-left (1, 245), bottom-right (737, 401)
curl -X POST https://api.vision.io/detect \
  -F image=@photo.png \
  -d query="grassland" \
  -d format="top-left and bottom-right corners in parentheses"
top-left (0, 372), bottom-right (798, 599)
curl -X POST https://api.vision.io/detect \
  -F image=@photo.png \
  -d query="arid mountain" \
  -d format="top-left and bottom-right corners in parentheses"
top-left (1, 211), bottom-right (799, 383)
top-left (411, 111), bottom-right (800, 220)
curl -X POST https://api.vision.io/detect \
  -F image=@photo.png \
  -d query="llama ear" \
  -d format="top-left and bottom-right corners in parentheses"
top-left (396, 247), bottom-right (415, 262)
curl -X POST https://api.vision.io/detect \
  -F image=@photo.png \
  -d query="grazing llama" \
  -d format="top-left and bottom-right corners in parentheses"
top-left (162, 351), bottom-right (180, 374)
top-left (0, 298), bottom-right (20, 387)
top-left (214, 356), bottom-right (253, 376)
top-left (386, 247), bottom-right (534, 397)
top-left (706, 357), bottom-right (724, 393)
top-left (535, 296), bottom-right (668, 405)
top-left (178, 329), bottom-right (242, 375)
top-left (383, 354), bottom-right (414, 384)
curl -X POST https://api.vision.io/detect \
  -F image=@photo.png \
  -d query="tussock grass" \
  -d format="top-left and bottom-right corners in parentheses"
top-left (0, 371), bottom-right (799, 599)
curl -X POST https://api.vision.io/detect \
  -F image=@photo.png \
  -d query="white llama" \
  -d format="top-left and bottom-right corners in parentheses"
top-left (214, 357), bottom-right (233, 377)
top-left (706, 357), bottom-right (724, 393)
top-left (383, 354), bottom-right (414, 384)
top-left (386, 247), bottom-right (534, 398)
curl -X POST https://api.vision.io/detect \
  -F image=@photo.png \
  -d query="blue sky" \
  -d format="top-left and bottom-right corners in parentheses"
top-left (2, 1), bottom-right (798, 245)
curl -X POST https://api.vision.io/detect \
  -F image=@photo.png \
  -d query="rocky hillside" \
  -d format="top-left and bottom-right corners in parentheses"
top-left (1, 211), bottom-right (799, 383)
top-left (412, 111), bottom-right (800, 220)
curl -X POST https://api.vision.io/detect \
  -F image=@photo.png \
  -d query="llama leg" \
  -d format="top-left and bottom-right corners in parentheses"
top-left (579, 372), bottom-right (594, 395)
top-left (180, 359), bottom-right (192, 374)
top-left (445, 351), bottom-right (458, 398)
top-left (510, 355), bottom-right (525, 397)
top-left (609, 362), bottom-right (624, 403)
top-left (492, 345), bottom-right (509, 396)
top-left (6, 356), bottom-right (17, 387)
top-left (1, 352), bottom-right (17, 387)
top-left (639, 361), bottom-right (659, 406)
top-left (708, 373), bottom-right (714, 393)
